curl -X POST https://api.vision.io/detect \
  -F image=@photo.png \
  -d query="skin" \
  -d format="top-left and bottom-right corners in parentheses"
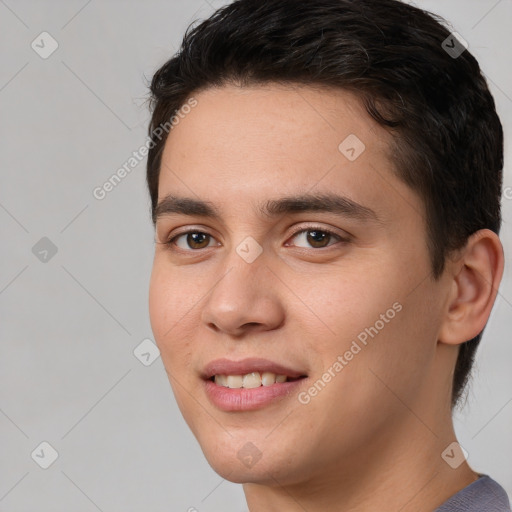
top-left (148, 83), bottom-right (504, 512)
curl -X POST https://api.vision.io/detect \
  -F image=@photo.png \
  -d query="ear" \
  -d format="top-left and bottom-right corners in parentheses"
top-left (439, 229), bottom-right (504, 345)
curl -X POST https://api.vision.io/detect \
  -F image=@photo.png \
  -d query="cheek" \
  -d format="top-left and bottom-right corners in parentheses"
top-left (291, 262), bottom-right (403, 353)
top-left (148, 262), bottom-right (196, 372)
top-left (297, 260), bottom-right (437, 401)
top-left (149, 264), bottom-right (200, 426)
top-left (329, 283), bottom-right (440, 414)
top-left (149, 258), bottom-right (198, 337)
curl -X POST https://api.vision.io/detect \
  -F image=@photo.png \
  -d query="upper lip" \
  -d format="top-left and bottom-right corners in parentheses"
top-left (202, 357), bottom-right (307, 380)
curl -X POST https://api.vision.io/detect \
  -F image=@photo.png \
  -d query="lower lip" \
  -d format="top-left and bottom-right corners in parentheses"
top-left (204, 378), bottom-right (306, 412)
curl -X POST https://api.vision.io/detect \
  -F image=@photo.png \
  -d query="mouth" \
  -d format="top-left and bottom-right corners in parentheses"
top-left (209, 372), bottom-right (305, 388)
top-left (201, 358), bottom-right (308, 412)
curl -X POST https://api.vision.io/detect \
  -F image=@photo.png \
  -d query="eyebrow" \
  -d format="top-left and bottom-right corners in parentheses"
top-left (153, 192), bottom-right (380, 224)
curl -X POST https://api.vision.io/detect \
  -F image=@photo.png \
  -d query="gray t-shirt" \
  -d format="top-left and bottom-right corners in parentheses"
top-left (435, 475), bottom-right (511, 511)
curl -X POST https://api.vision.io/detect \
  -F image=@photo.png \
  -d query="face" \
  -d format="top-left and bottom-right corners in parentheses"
top-left (149, 83), bottom-right (450, 486)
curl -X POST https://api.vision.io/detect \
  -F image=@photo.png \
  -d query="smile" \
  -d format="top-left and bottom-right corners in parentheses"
top-left (212, 372), bottom-right (296, 388)
top-left (202, 358), bottom-right (308, 411)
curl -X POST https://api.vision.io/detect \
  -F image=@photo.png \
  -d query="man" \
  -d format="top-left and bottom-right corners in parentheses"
top-left (145, 0), bottom-right (510, 510)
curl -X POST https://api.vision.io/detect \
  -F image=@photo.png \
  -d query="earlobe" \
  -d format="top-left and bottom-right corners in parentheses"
top-left (439, 229), bottom-right (504, 346)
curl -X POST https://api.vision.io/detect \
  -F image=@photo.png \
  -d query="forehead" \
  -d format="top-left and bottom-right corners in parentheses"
top-left (157, 83), bottom-right (421, 225)
top-left (162, 83), bottom-right (392, 165)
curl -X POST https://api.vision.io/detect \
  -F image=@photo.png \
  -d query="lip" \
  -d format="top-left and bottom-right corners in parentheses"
top-left (203, 379), bottom-right (306, 411)
top-left (201, 357), bottom-right (308, 412)
top-left (201, 357), bottom-right (306, 380)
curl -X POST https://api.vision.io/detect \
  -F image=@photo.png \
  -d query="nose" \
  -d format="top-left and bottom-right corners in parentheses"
top-left (200, 250), bottom-right (285, 337)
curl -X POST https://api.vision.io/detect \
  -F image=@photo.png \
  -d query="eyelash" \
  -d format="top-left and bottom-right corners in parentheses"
top-left (163, 225), bottom-right (348, 252)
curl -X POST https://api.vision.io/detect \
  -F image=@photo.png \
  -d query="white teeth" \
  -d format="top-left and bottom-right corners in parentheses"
top-left (214, 374), bottom-right (228, 387)
top-left (226, 375), bottom-right (243, 389)
top-left (214, 372), bottom-right (289, 388)
top-left (242, 372), bottom-right (261, 389)
top-left (261, 371), bottom-right (276, 386)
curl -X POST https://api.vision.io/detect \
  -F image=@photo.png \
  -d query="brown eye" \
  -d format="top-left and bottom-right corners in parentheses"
top-left (306, 230), bottom-right (332, 248)
top-left (186, 232), bottom-right (211, 249)
top-left (168, 231), bottom-right (216, 250)
top-left (289, 227), bottom-right (343, 249)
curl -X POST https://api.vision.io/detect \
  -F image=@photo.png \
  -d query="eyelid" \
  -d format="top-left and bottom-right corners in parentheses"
top-left (286, 223), bottom-right (351, 244)
top-left (162, 223), bottom-right (351, 254)
top-left (158, 224), bottom-right (217, 243)
top-left (162, 225), bottom-right (220, 250)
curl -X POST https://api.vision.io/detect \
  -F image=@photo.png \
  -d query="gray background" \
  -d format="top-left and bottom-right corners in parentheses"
top-left (0, 1), bottom-right (510, 510)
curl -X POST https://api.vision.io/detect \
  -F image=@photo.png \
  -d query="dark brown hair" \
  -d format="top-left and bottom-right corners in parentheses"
top-left (145, 0), bottom-right (503, 407)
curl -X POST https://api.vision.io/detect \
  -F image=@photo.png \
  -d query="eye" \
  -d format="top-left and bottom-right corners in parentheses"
top-left (161, 225), bottom-right (348, 253)
top-left (286, 226), bottom-right (346, 249)
top-left (166, 230), bottom-right (218, 251)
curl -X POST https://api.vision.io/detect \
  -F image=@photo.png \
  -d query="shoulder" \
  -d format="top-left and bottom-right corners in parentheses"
top-left (435, 475), bottom-right (511, 512)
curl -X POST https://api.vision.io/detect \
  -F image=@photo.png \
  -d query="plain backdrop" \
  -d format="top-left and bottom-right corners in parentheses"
top-left (0, 1), bottom-right (511, 510)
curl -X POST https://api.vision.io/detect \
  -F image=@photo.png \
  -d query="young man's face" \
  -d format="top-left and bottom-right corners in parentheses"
top-left (149, 83), bottom-right (454, 485)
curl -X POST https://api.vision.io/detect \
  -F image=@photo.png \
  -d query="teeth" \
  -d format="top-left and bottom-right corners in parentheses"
top-left (242, 372), bottom-right (262, 389)
top-left (214, 372), bottom-right (289, 388)
top-left (261, 371), bottom-right (277, 387)
top-left (226, 375), bottom-right (243, 389)
top-left (215, 374), bottom-right (228, 387)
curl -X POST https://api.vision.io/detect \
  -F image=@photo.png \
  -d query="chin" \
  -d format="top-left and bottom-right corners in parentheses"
top-left (203, 453), bottom-right (282, 485)
top-left (195, 431), bottom-right (310, 486)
